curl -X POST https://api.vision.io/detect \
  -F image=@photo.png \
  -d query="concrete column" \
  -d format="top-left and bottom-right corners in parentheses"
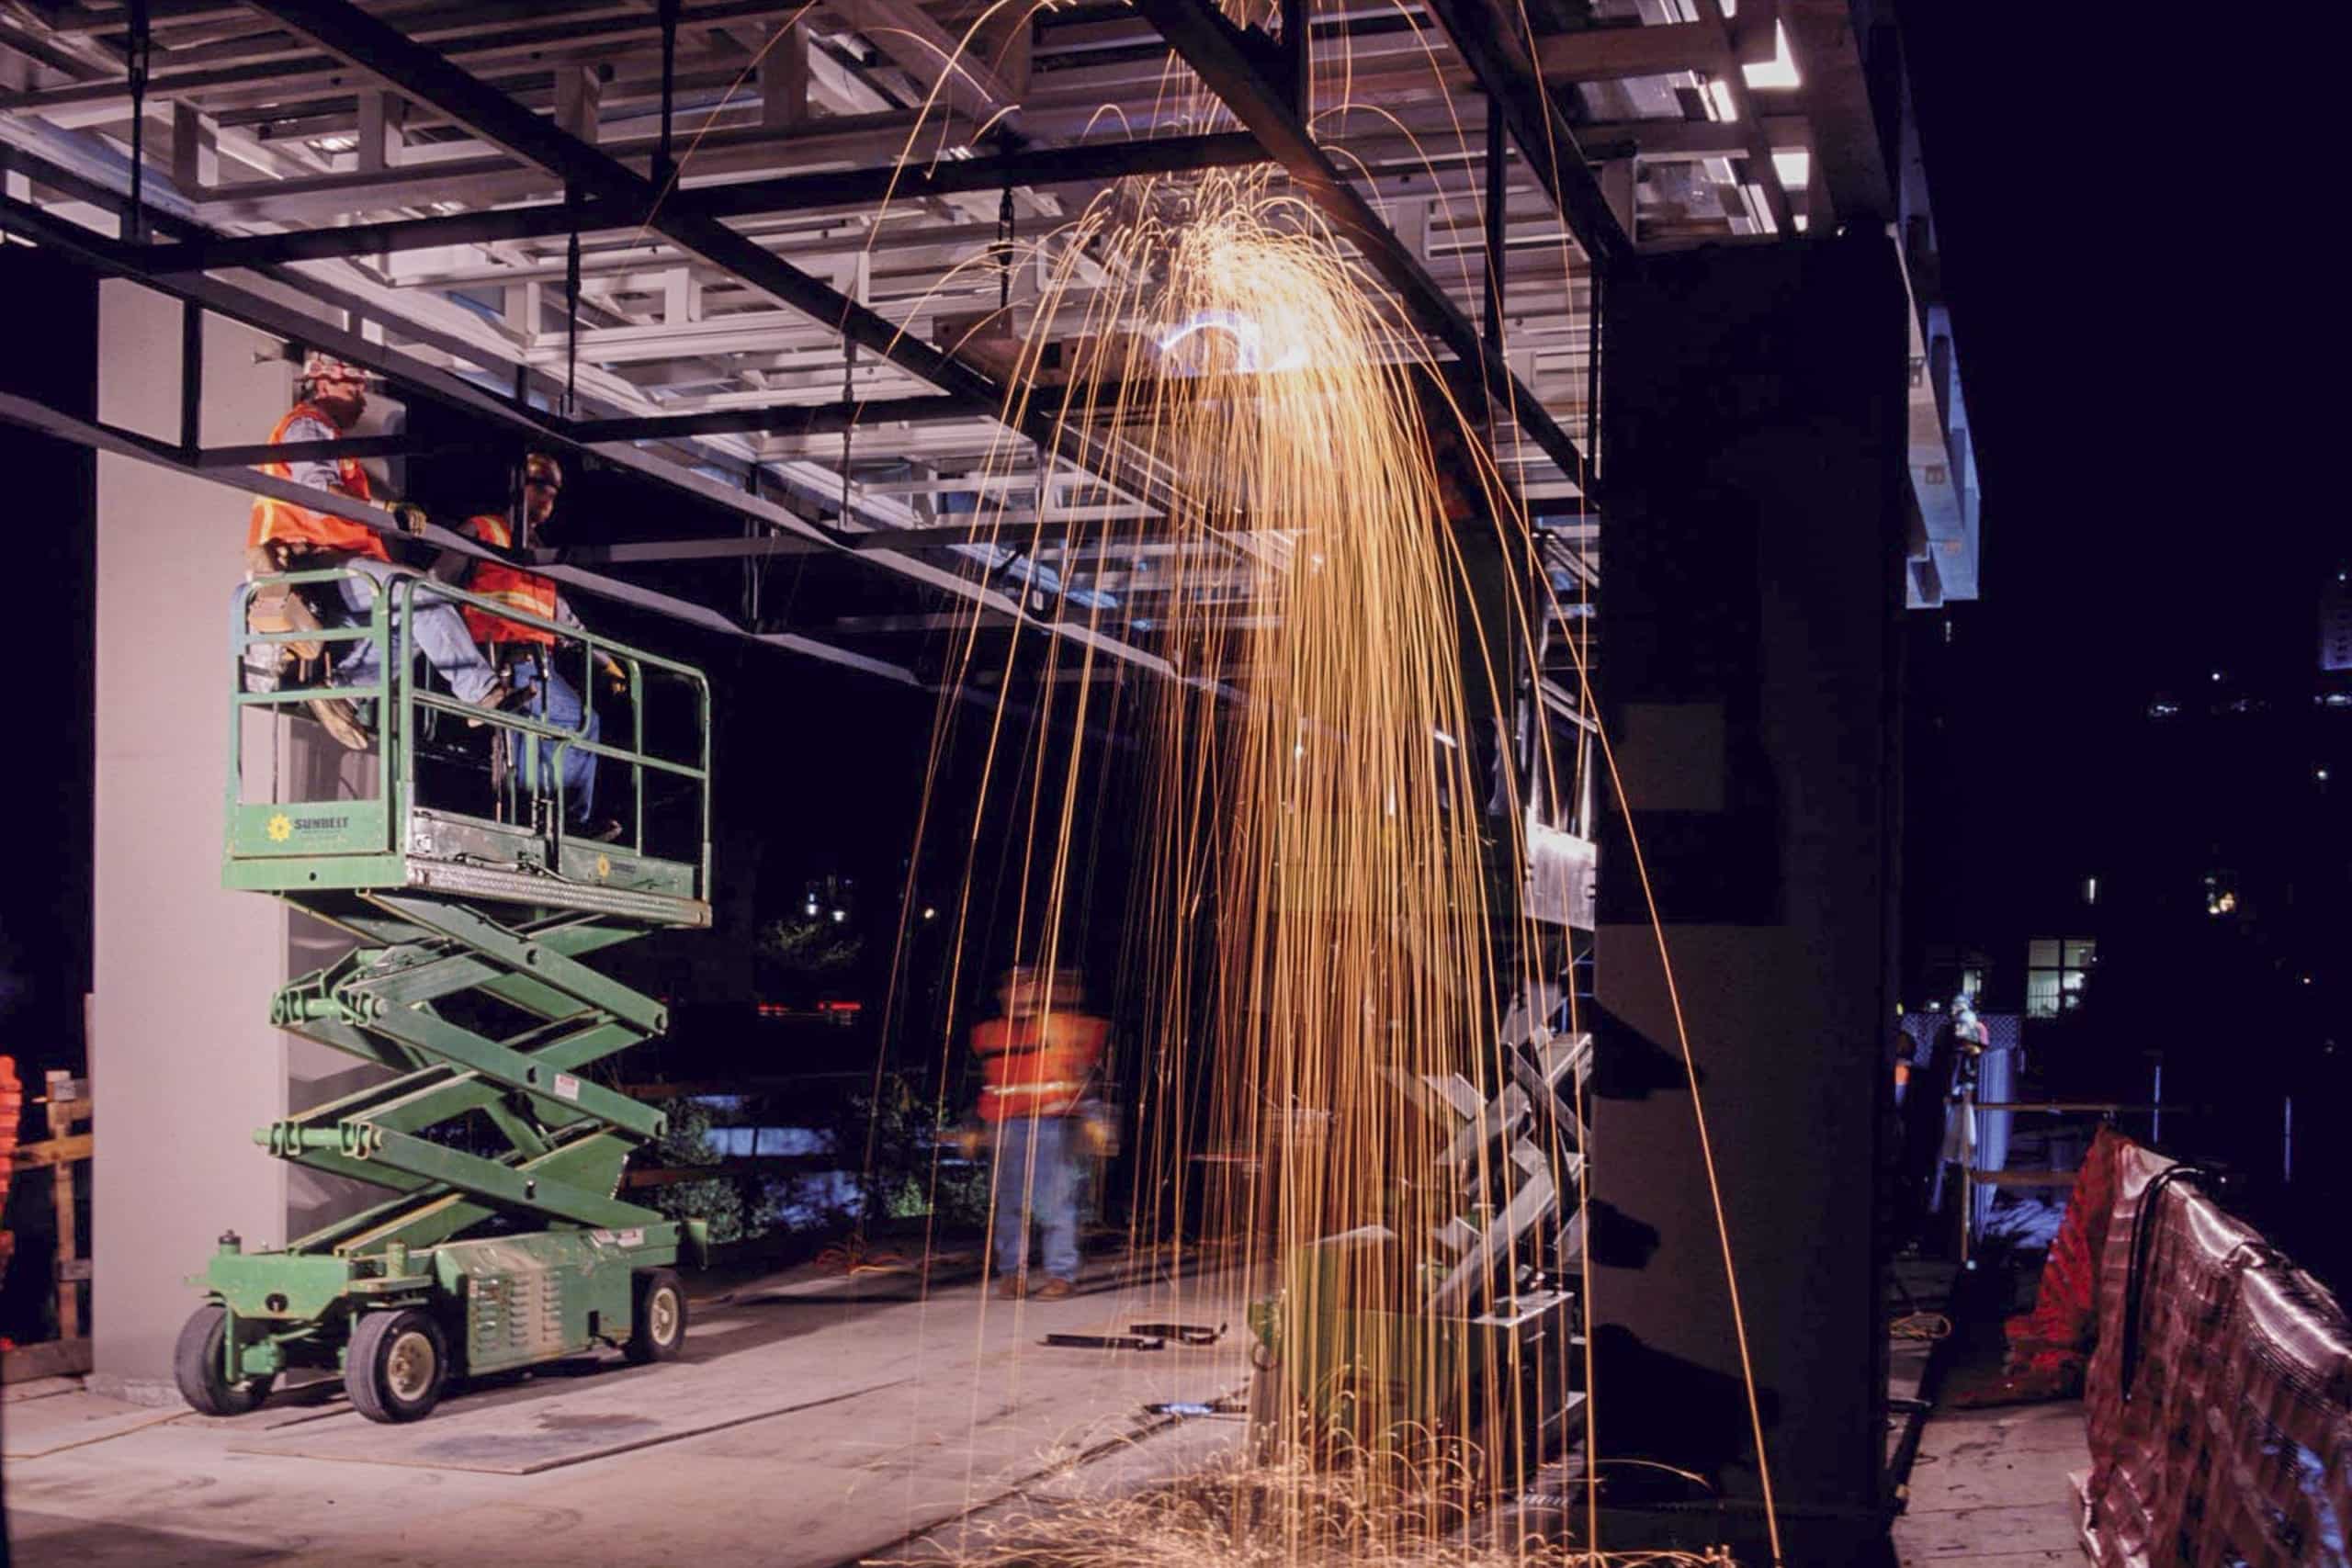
top-left (1588, 231), bottom-right (1907, 1559)
top-left (89, 282), bottom-right (383, 1401)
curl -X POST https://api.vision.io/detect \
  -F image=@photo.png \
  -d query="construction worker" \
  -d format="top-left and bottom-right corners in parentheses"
top-left (246, 352), bottom-right (500, 748)
top-left (971, 965), bottom-right (1107, 1300)
top-left (456, 454), bottom-right (625, 842)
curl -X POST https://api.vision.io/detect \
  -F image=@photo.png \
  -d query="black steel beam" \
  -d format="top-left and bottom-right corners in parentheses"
top-left (567, 392), bottom-right (978, 445)
top-left (1130, 0), bottom-right (1594, 490)
top-left (194, 432), bottom-right (509, 467)
top-left (1418, 0), bottom-right (1635, 275)
top-left (0, 189), bottom-right (1198, 692)
top-left (549, 513), bottom-right (1299, 564)
top-left (1689, 0), bottom-right (1794, 236)
top-left (0, 187), bottom-right (825, 536)
top-left (140, 131), bottom-right (1269, 275)
top-left (0, 386), bottom-right (921, 686)
top-left (245, 0), bottom-right (1000, 402)
top-left (571, 354), bottom-right (1496, 448)
top-left (0, 2), bottom-right (805, 112)
top-left (243, 0), bottom-right (1176, 527)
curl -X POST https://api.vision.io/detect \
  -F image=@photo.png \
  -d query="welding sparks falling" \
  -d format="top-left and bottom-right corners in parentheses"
top-left (833, 3), bottom-right (1773, 1560)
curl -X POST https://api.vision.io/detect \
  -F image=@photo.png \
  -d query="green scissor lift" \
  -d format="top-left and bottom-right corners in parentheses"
top-left (177, 565), bottom-right (714, 1424)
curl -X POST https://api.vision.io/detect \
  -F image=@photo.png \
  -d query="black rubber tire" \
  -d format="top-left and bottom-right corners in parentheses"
top-left (624, 1268), bottom-right (687, 1364)
top-left (345, 1307), bottom-right (449, 1424)
top-left (174, 1303), bottom-right (277, 1417)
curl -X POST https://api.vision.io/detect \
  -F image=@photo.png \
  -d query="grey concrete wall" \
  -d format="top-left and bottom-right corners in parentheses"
top-left (1589, 232), bottom-right (1908, 1560)
top-left (89, 282), bottom-right (385, 1401)
top-left (90, 280), bottom-right (294, 1400)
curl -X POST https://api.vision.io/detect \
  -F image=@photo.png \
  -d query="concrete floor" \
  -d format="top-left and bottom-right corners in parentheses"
top-left (9, 1244), bottom-right (2098, 1567)
top-left (1892, 1400), bottom-right (2089, 1567)
top-left (5, 1250), bottom-right (1253, 1568)
top-left (1886, 1256), bottom-right (2090, 1566)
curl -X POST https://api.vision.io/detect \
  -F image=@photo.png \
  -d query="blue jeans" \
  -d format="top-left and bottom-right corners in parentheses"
top-left (329, 558), bottom-right (498, 705)
top-left (990, 1114), bottom-right (1080, 1280)
top-left (503, 654), bottom-right (600, 824)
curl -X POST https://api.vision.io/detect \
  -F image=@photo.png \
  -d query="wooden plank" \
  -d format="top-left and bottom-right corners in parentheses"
top-left (48, 1086), bottom-right (84, 1339)
top-left (1535, 21), bottom-right (1728, 85)
top-left (11, 1132), bottom-right (93, 1169)
top-left (1, 1337), bottom-right (92, 1384)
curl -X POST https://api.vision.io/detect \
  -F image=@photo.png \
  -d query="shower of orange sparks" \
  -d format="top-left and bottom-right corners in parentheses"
top-left (638, 3), bottom-right (1773, 1560)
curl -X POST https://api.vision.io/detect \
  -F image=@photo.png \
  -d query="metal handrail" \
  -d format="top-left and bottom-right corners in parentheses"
top-left (1973, 1102), bottom-right (2176, 1115)
top-left (229, 564), bottom-right (710, 894)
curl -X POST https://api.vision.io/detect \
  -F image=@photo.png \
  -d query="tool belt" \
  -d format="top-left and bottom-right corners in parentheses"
top-left (244, 542), bottom-right (358, 677)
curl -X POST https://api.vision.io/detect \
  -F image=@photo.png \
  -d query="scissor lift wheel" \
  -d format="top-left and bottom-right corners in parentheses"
top-left (347, 1307), bottom-right (450, 1424)
top-left (626, 1268), bottom-right (687, 1364)
top-left (174, 1303), bottom-right (277, 1416)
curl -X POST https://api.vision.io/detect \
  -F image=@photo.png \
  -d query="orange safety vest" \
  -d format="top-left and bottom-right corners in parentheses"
top-left (458, 513), bottom-right (560, 647)
top-left (245, 403), bottom-right (387, 561)
top-left (972, 1011), bottom-right (1106, 1122)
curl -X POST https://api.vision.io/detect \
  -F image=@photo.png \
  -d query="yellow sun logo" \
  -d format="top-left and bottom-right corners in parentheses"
top-left (595, 853), bottom-right (612, 879)
top-left (266, 813), bottom-right (294, 842)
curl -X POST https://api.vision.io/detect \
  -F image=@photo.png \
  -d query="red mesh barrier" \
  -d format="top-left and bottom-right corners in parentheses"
top-left (0, 1056), bottom-right (17, 1285)
top-left (1985, 1123), bottom-right (2127, 1401)
top-left (2079, 1137), bottom-right (2352, 1567)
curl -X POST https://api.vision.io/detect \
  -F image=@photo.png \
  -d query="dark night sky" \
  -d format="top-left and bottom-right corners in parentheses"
top-left (1896, 2), bottom-right (2320, 906)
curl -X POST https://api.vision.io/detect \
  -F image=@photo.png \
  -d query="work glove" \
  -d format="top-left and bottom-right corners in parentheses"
top-left (599, 656), bottom-right (629, 696)
top-left (390, 502), bottom-right (432, 536)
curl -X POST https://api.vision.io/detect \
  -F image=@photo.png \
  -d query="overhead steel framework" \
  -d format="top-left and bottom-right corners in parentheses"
top-left (0, 0), bottom-right (1979, 690)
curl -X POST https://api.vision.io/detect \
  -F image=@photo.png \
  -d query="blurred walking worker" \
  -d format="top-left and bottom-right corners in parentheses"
top-left (973, 966), bottom-right (1106, 1301)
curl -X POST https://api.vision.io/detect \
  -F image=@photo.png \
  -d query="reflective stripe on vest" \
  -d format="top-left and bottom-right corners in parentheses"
top-left (459, 513), bottom-right (560, 646)
top-left (245, 403), bottom-right (386, 561)
top-left (973, 1012), bottom-right (1105, 1121)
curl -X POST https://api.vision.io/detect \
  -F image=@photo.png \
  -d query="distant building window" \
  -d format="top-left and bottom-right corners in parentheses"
top-left (2026, 938), bottom-right (2096, 1020)
top-left (2324, 573), bottom-right (2352, 672)
top-left (2148, 699), bottom-right (2180, 718)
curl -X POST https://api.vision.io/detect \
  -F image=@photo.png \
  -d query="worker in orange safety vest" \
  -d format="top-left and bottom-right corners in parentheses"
top-left (971, 965), bottom-right (1108, 1300)
top-left (456, 453), bottom-right (624, 841)
top-left (244, 352), bottom-right (500, 749)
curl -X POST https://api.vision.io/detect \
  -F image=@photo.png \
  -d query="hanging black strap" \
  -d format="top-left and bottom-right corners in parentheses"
top-left (563, 186), bottom-right (583, 417)
top-left (996, 169), bottom-right (1016, 314)
top-left (126, 0), bottom-right (153, 244)
top-left (838, 331), bottom-right (855, 524)
top-left (654, 0), bottom-right (681, 191)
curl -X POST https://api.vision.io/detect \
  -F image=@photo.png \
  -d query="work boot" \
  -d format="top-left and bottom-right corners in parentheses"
top-left (465, 677), bottom-right (513, 729)
top-left (306, 695), bottom-right (370, 751)
top-left (1031, 1277), bottom-right (1075, 1301)
top-left (995, 1274), bottom-right (1026, 1301)
top-left (581, 818), bottom-right (626, 844)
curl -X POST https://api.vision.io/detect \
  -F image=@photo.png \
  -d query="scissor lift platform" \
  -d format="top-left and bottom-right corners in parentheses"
top-left (180, 566), bottom-right (712, 1423)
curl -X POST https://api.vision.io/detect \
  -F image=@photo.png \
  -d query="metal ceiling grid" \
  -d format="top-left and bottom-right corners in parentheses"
top-left (0, 0), bottom-right (1920, 678)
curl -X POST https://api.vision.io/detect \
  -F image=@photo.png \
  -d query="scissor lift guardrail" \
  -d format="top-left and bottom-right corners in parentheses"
top-left (179, 565), bottom-right (712, 1424)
